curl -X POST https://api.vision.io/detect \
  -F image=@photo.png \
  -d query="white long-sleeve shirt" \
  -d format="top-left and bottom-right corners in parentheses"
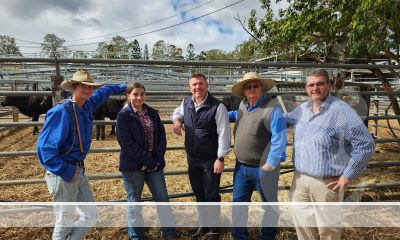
top-left (171, 94), bottom-right (231, 158)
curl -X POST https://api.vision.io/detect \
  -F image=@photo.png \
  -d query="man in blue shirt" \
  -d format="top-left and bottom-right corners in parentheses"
top-left (36, 70), bottom-right (126, 240)
top-left (286, 69), bottom-right (375, 240)
top-left (228, 72), bottom-right (287, 240)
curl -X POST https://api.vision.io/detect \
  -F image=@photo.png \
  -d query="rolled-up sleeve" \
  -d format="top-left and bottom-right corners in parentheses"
top-left (266, 107), bottom-right (287, 167)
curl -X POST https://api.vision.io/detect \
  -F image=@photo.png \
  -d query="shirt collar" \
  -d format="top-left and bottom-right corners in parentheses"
top-left (244, 95), bottom-right (266, 111)
top-left (306, 93), bottom-right (334, 111)
top-left (192, 92), bottom-right (209, 107)
top-left (131, 104), bottom-right (148, 115)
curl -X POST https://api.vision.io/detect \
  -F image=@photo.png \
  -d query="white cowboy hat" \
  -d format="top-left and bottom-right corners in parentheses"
top-left (232, 72), bottom-right (275, 97)
top-left (61, 70), bottom-right (103, 91)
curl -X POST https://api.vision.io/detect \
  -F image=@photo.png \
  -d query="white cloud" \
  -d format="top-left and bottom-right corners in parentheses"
top-left (0, 0), bottom-right (283, 56)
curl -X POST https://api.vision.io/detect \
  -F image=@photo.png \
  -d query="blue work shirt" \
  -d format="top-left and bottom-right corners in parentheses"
top-left (285, 94), bottom-right (375, 179)
top-left (228, 95), bottom-right (287, 167)
top-left (36, 84), bottom-right (126, 182)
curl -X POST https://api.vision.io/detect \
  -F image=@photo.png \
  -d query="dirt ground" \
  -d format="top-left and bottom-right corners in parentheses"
top-left (0, 116), bottom-right (399, 239)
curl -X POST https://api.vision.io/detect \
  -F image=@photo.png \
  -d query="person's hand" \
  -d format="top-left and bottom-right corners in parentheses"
top-left (148, 163), bottom-right (160, 172)
top-left (173, 119), bottom-right (184, 136)
top-left (214, 159), bottom-right (224, 174)
top-left (261, 163), bottom-right (274, 172)
top-left (326, 175), bottom-right (351, 192)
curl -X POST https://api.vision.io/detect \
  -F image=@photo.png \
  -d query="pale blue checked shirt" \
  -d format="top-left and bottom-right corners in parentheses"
top-left (285, 94), bottom-right (375, 180)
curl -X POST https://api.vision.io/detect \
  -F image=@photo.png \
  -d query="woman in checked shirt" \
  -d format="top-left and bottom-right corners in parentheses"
top-left (116, 82), bottom-right (177, 240)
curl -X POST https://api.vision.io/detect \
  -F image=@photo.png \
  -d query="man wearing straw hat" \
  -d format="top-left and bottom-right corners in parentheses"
top-left (228, 72), bottom-right (287, 240)
top-left (36, 70), bottom-right (126, 240)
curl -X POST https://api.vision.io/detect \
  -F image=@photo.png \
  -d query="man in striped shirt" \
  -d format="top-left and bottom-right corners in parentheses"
top-left (286, 69), bottom-right (375, 240)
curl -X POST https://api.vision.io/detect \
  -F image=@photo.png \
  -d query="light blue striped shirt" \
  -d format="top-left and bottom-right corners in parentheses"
top-left (285, 94), bottom-right (375, 179)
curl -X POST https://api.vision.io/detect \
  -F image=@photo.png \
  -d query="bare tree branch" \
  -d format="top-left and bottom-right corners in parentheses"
top-left (235, 14), bottom-right (264, 46)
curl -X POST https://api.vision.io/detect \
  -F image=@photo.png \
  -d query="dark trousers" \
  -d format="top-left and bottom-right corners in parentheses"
top-left (188, 158), bottom-right (221, 228)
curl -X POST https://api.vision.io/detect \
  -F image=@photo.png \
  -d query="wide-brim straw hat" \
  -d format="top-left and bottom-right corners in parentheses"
top-left (61, 70), bottom-right (103, 91)
top-left (232, 72), bottom-right (275, 97)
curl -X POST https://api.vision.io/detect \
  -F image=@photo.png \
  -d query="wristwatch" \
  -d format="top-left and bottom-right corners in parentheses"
top-left (218, 157), bottom-right (224, 162)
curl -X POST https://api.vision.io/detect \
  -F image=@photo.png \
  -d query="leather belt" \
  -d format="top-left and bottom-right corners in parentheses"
top-left (66, 160), bottom-right (85, 168)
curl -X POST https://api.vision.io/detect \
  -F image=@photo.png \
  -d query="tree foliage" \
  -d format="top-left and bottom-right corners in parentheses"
top-left (248, 0), bottom-right (400, 63)
top-left (0, 35), bottom-right (22, 56)
top-left (129, 39), bottom-right (142, 59)
top-left (231, 39), bottom-right (262, 61)
top-left (152, 40), bottom-right (167, 60)
top-left (41, 33), bottom-right (67, 58)
top-left (167, 44), bottom-right (184, 60)
top-left (186, 43), bottom-right (196, 60)
top-left (248, 0), bottom-right (400, 122)
top-left (143, 44), bottom-right (149, 60)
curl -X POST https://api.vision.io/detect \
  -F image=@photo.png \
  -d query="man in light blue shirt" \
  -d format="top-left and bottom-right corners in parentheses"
top-left (37, 70), bottom-right (126, 240)
top-left (229, 72), bottom-right (287, 240)
top-left (286, 69), bottom-right (375, 240)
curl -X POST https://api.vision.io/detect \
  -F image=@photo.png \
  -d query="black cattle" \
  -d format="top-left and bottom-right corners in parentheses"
top-left (93, 98), bottom-right (125, 140)
top-left (1, 94), bottom-right (53, 134)
top-left (222, 95), bottom-right (243, 112)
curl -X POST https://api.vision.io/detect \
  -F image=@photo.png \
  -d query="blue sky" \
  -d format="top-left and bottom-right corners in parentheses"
top-left (0, 0), bottom-right (288, 57)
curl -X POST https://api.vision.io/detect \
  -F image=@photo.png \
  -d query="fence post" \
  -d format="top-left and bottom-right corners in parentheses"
top-left (11, 82), bottom-right (18, 122)
top-left (373, 99), bottom-right (379, 137)
top-left (51, 59), bottom-right (63, 106)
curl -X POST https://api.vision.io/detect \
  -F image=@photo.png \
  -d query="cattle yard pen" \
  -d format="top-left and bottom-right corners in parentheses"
top-left (0, 58), bottom-right (399, 212)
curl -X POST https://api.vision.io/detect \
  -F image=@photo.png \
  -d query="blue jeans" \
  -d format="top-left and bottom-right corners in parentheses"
top-left (231, 162), bottom-right (280, 240)
top-left (45, 168), bottom-right (98, 240)
top-left (122, 170), bottom-right (176, 240)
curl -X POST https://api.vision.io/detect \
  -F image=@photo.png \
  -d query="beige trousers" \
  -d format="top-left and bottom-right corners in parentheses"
top-left (289, 171), bottom-right (344, 240)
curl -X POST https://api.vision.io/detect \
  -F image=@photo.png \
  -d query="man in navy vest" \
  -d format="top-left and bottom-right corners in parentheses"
top-left (172, 73), bottom-right (231, 240)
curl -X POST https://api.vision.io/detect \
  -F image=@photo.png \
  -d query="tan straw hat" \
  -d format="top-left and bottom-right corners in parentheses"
top-left (232, 72), bottom-right (275, 97)
top-left (61, 70), bottom-right (103, 91)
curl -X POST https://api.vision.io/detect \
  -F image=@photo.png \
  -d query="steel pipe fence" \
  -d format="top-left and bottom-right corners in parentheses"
top-left (1, 181), bottom-right (400, 216)
top-left (0, 90), bottom-right (398, 97)
top-left (2, 57), bottom-right (400, 70)
top-left (0, 114), bottom-right (399, 128)
top-left (0, 161), bottom-right (399, 187)
top-left (1, 58), bottom-right (400, 203)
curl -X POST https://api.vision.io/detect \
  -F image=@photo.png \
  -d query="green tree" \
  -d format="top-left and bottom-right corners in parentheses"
top-left (232, 39), bottom-right (262, 61)
top-left (167, 44), bottom-right (183, 60)
top-left (94, 35), bottom-right (129, 59)
top-left (152, 40), bottom-right (167, 60)
top-left (197, 51), bottom-right (206, 60)
top-left (203, 49), bottom-right (230, 60)
top-left (41, 33), bottom-right (67, 58)
top-left (0, 35), bottom-right (22, 56)
top-left (95, 41), bottom-right (112, 58)
top-left (248, 0), bottom-right (400, 123)
top-left (129, 39), bottom-right (141, 59)
top-left (110, 35), bottom-right (129, 58)
top-left (186, 43), bottom-right (196, 60)
top-left (72, 50), bottom-right (87, 58)
top-left (143, 44), bottom-right (149, 60)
